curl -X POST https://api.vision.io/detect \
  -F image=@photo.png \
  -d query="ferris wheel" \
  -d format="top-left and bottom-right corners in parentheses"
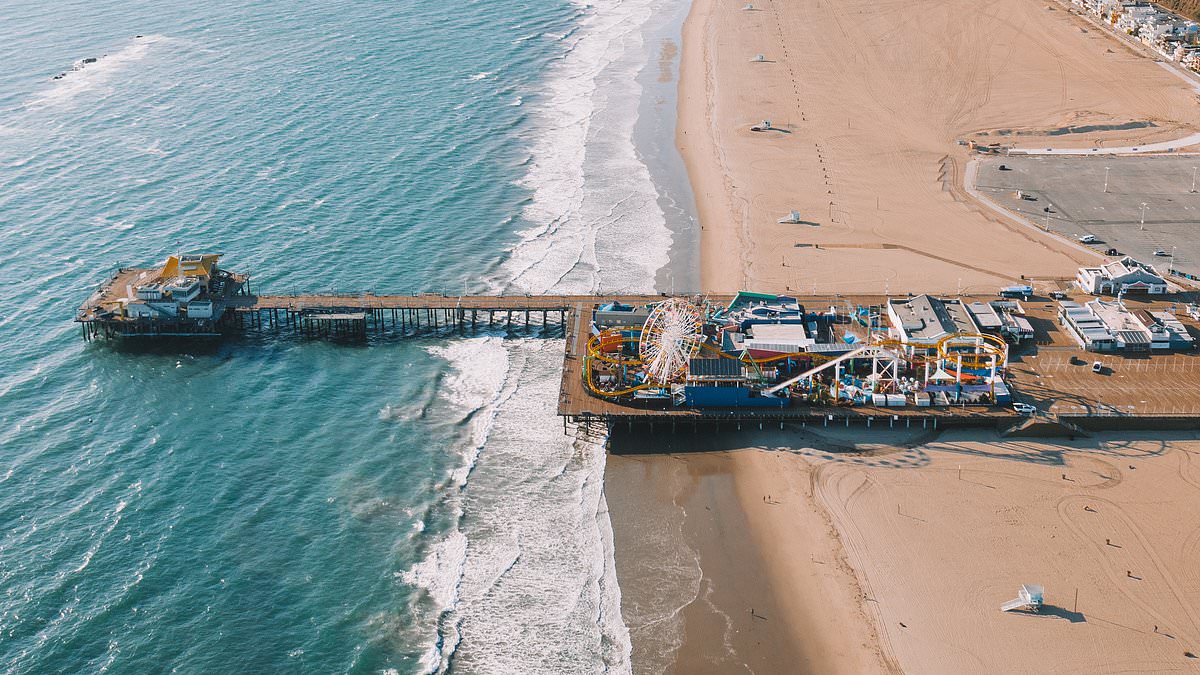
top-left (639, 298), bottom-right (704, 384)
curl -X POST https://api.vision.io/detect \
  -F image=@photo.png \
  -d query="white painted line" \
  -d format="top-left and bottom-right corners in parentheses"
top-left (1009, 132), bottom-right (1200, 156)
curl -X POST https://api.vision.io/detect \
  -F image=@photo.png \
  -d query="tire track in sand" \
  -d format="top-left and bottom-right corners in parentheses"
top-left (1057, 494), bottom-right (1200, 644)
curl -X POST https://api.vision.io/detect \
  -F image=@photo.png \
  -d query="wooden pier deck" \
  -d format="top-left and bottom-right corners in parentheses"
top-left (224, 293), bottom-right (665, 336)
top-left (77, 278), bottom-right (1200, 430)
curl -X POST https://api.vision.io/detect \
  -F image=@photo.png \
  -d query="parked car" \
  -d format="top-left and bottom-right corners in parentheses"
top-left (1050, 291), bottom-right (1067, 300)
top-left (1013, 402), bottom-right (1037, 415)
top-left (1154, 249), bottom-right (1170, 257)
top-left (1105, 248), bottom-right (1120, 256)
top-left (1078, 234), bottom-right (1097, 244)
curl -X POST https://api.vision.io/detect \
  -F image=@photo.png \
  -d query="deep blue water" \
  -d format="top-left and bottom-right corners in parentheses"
top-left (0, 0), bottom-right (689, 672)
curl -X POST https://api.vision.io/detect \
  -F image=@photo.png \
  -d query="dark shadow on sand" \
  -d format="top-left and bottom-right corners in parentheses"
top-left (1037, 604), bottom-right (1087, 623)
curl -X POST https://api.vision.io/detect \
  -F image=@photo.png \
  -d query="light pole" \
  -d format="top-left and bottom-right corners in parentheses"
top-left (1140, 202), bottom-right (1148, 231)
top-left (1172, 246), bottom-right (1177, 273)
top-left (1044, 205), bottom-right (1052, 232)
top-left (1104, 166), bottom-right (1110, 193)
top-left (1192, 167), bottom-right (1197, 194)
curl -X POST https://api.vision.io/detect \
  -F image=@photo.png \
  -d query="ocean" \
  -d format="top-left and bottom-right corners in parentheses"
top-left (0, 0), bottom-right (695, 673)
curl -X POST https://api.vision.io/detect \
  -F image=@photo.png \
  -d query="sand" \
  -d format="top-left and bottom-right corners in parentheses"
top-left (610, 427), bottom-right (1200, 673)
top-left (815, 428), bottom-right (1200, 672)
top-left (604, 0), bottom-right (1200, 671)
top-left (678, 0), bottom-right (1200, 295)
top-left (606, 431), bottom-right (899, 675)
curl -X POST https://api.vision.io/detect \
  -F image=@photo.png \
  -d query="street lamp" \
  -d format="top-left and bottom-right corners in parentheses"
top-left (1192, 167), bottom-right (1197, 194)
top-left (1044, 205), bottom-right (1052, 232)
top-left (1104, 166), bottom-right (1110, 193)
top-left (1140, 202), bottom-right (1148, 231)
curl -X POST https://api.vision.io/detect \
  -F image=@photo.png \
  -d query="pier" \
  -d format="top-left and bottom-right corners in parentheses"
top-left (222, 292), bottom-right (607, 338)
top-left (74, 259), bottom-right (630, 340)
top-left (77, 256), bottom-right (1200, 433)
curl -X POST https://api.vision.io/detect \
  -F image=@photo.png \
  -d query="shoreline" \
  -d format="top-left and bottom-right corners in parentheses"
top-left (636, 0), bottom-right (702, 296)
top-left (607, 0), bottom-right (1200, 672)
top-left (605, 430), bottom-right (895, 674)
top-left (676, 0), bottom-right (743, 294)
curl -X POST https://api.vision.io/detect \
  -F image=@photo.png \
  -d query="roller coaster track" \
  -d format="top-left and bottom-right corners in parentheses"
top-left (583, 326), bottom-right (1009, 398)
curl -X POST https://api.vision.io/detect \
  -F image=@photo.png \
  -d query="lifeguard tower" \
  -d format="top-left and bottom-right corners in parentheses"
top-left (1000, 584), bottom-right (1044, 613)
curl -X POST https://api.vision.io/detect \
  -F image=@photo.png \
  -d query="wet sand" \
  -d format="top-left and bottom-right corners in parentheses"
top-left (606, 429), bottom-right (897, 674)
top-left (606, 0), bottom-right (1200, 671)
top-left (609, 426), bottom-right (1200, 673)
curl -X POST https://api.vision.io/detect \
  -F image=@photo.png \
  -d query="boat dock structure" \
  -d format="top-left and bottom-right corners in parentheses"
top-left (76, 254), bottom-right (1200, 432)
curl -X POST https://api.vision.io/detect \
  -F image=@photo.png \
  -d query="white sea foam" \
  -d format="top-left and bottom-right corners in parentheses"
top-left (397, 337), bottom-right (512, 672)
top-left (433, 340), bottom-right (631, 674)
top-left (498, 0), bottom-right (672, 295)
top-left (401, 0), bottom-right (689, 670)
top-left (26, 35), bottom-right (168, 108)
top-left (397, 529), bottom-right (468, 619)
top-left (138, 140), bottom-right (170, 157)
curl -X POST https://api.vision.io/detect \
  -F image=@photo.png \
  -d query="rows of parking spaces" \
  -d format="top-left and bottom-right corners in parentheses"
top-left (1008, 351), bottom-right (1200, 416)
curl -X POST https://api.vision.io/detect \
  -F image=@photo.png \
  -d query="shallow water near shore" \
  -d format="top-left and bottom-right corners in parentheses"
top-left (0, 0), bottom-right (692, 672)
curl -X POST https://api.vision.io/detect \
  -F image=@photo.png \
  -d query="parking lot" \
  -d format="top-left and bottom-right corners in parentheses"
top-left (975, 155), bottom-right (1200, 279)
top-left (1008, 350), bottom-right (1200, 416)
top-left (1003, 296), bottom-right (1200, 417)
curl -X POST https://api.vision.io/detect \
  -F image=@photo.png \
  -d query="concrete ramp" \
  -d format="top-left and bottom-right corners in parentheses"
top-left (1001, 415), bottom-right (1087, 438)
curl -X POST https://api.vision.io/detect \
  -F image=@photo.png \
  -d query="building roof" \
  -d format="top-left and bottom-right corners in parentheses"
top-left (159, 253), bottom-right (221, 282)
top-left (888, 295), bottom-right (979, 342)
top-left (1089, 299), bottom-right (1150, 334)
top-left (1097, 256), bottom-right (1165, 284)
top-left (748, 323), bottom-right (808, 342)
top-left (688, 358), bottom-right (744, 379)
top-left (1114, 329), bottom-right (1151, 345)
top-left (728, 291), bottom-right (801, 314)
top-left (966, 301), bottom-right (1003, 330)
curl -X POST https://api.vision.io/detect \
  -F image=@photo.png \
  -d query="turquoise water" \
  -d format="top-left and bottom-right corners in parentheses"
top-left (0, 0), bottom-right (691, 672)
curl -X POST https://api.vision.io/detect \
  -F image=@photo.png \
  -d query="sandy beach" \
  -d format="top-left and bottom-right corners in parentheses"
top-left (607, 0), bottom-right (1200, 672)
top-left (606, 430), bottom-right (898, 675)
top-left (678, 0), bottom-right (1200, 295)
top-left (610, 428), bottom-right (1200, 673)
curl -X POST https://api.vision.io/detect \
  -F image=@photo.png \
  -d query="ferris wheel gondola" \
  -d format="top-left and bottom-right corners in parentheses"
top-left (639, 298), bottom-right (704, 384)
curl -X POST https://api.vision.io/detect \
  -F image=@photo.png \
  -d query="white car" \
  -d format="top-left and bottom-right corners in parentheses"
top-left (1078, 234), bottom-right (1097, 244)
top-left (1154, 249), bottom-right (1170, 257)
top-left (1013, 402), bottom-right (1037, 415)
